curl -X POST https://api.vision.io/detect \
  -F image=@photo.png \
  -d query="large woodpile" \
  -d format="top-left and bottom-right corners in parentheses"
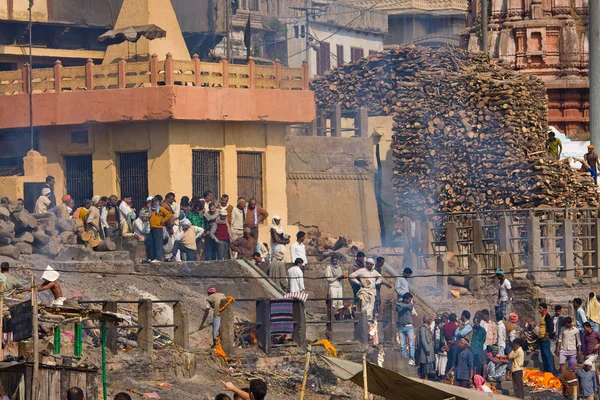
top-left (0, 202), bottom-right (115, 260)
top-left (311, 46), bottom-right (599, 220)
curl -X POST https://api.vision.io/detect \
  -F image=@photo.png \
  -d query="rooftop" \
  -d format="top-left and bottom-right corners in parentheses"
top-left (0, 53), bottom-right (315, 129)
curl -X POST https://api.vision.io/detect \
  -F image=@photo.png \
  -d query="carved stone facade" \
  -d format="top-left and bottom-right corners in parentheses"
top-left (464, 0), bottom-right (589, 136)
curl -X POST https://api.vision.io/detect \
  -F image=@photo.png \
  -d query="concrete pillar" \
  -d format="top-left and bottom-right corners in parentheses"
top-left (589, 0), bottom-right (600, 149)
top-left (219, 299), bottom-right (234, 355)
top-left (544, 214), bottom-right (557, 269)
top-left (472, 219), bottom-right (485, 255)
top-left (446, 221), bottom-right (459, 255)
top-left (138, 299), bottom-right (154, 353)
top-left (173, 302), bottom-right (189, 351)
top-left (560, 219), bottom-right (575, 281)
top-left (437, 254), bottom-right (449, 298)
top-left (256, 298), bottom-right (271, 355)
top-left (102, 301), bottom-right (118, 355)
top-left (292, 300), bottom-right (306, 348)
top-left (499, 216), bottom-right (510, 253)
top-left (355, 107), bottom-right (369, 137)
top-left (498, 251), bottom-right (511, 273)
top-left (316, 110), bottom-right (327, 136)
top-left (527, 216), bottom-right (542, 281)
top-left (331, 103), bottom-right (342, 137)
top-left (354, 311), bottom-right (369, 344)
top-left (592, 219), bottom-right (600, 279)
top-left (422, 221), bottom-right (433, 256)
top-left (468, 255), bottom-right (483, 292)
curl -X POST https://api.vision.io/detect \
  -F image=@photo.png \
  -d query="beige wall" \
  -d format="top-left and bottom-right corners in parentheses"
top-left (32, 120), bottom-right (289, 244)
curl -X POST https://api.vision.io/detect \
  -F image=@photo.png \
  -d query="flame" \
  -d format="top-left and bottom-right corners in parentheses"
top-left (250, 331), bottom-right (258, 345)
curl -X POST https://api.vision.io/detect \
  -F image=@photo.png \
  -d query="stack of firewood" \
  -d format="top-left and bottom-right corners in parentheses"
top-left (0, 202), bottom-right (114, 260)
top-left (311, 46), bottom-right (599, 228)
top-left (301, 227), bottom-right (362, 261)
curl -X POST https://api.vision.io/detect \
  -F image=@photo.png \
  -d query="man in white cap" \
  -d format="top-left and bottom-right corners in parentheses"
top-left (86, 196), bottom-right (102, 238)
top-left (35, 188), bottom-right (52, 214)
top-left (24, 266), bottom-right (65, 306)
top-left (172, 218), bottom-right (204, 261)
top-left (349, 258), bottom-right (383, 321)
top-left (577, 359), bottom-right (598, 399)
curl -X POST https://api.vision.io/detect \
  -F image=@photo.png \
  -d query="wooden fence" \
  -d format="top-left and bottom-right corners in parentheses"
top-left (0, 54), bottom-right (308, 95)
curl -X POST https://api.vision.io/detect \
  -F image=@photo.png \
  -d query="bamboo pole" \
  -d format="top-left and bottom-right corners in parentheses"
top-left (362, 353), bottom-right (368, 400)
top-left (299, 344), bottom-right (312, 400)
top-left (101, 321), bottom-right (108, 400)
top-left (32, 277), bottom-right (40, 400)
top-left (0, 281), bottom-right (3, 361)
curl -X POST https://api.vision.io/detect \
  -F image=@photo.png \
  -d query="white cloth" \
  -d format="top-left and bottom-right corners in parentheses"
top-left (329, 286), bottom-right (344, 310)
top-left (394, 277), bottom-right (409, 298)
top-left (290, 242), bottom-right (308, 265)
top-left (499, 278), bottom-right (511, 302)
top-left (133, 218), bottom-right (150, 237)
top-left (100, 206), bottom-right (109, 229)
top-left (497, 320), bottom-right (506, 348)
top-left (325, 264), bottom-right (344, 289)
top-left (349, 268), bottom-right (382, 292)
top-left (51, 297), bottom-right (66, 307)
top-left (34, 195), bottom-right (51, 214)
top-left (119, 201), bottom-right (133, 224)
top-left (287, 265), bottom-right (305, 293)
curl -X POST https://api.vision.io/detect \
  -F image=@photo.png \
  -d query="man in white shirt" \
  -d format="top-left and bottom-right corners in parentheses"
top-left (325, 255), bottom-right (346, 313)
top-left (496, 269), bottom-right (512, 317)
top-left (556, 316), bottom-right (580, 370)
top-left (287, 258), bottom-right (305, 293)
top-left (118, 195), bottom-right (136, 236)
top-left (395, 267), bottom-right (412, 301)
top-left (496, 311), bottom-right (507, 356)
top-left (349, 258), bottom-right (382, 321)
top-left (230, 197), bottom-right (246, 243)
top-left (290, 231), bottom-right (308, 265)
top-left (133, 209), bottom-right (150, 240)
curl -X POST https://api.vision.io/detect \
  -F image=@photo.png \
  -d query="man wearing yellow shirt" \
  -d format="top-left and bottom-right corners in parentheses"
top-left (509, 338), bottom-right (525, 399)
top-left (545, 131), bottom-right (562, 160)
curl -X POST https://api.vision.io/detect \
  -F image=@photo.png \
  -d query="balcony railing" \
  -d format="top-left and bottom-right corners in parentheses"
top-left (0, 53), bottom-right (309, 95)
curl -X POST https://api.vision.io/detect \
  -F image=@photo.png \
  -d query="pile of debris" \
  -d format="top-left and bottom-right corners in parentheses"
top-left (311, 46), bottom-right (599, 229)
top-left (0, 201), bottom-right (114, 259)
top-left (301, 226), bottom-right (363, 261)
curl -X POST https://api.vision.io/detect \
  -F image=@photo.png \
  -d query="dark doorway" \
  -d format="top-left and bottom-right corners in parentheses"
top-left (192, 150), bottom-right (220, 200)
top-left (64, 155), bottom-right (93, 208)
top-left (119, 151), bottom-right (149, 212)
top-left (237, 152), bottom-right (263, 206)
top-left (23, 182), bottom-right (46, 212)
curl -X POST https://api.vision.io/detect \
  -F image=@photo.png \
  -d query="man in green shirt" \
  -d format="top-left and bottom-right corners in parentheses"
top-left (0, 262), bottom-right (24, 298)
top-left (545, 131), bottom-right (562, 160)
top-left (471, 316), bottom-right (487, 377)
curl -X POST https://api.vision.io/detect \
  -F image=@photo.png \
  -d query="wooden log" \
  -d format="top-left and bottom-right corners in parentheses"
top-left (32, 228), bottom-right (50, 245)
top-left (58, 231), bottom-right (77, 245)
top-left (0, 220), bottom-right (15, 240)
top-left (0, 245), bottom-right (20, 259)
top-left (15, 242), bottom-right (33, 255)
top-left (16, 231), bottom-right (34, 243)
top-left (56, 218), bottom-right (77, 233)
top-left (36, 237), bottom-right (60, 256)
top-left (12, 210), bottom-right (38, 231)
top-left (95, 237), bottom-right (116, 252)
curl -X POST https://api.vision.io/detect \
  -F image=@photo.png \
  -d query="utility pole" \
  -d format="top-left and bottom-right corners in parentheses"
top-left (225, 0), bottom-right (232, 62)
top-left (481, 0), bottom-right (488, 54)
top-left (28, 0), bottom-right (34, 150)
top-left (590, 0), bottom-right (600, 148)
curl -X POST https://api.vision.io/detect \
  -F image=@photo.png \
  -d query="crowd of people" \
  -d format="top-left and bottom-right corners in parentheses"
top-left (31, 176), bottom-right (302, 264)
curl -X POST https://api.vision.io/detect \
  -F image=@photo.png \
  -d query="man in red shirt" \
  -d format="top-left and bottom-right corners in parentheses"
top-left (582, 322), bottom-right (600, 368)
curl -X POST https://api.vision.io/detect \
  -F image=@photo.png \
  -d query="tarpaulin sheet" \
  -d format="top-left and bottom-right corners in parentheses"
top-left (319, 355), bottom-right (517, 400)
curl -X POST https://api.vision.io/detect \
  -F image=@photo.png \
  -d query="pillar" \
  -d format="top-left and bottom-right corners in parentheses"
top-left (437, 254), bottom-right (449, 298)
top-left (590, 0), bottom-right (600, 149)
top-left (355, 107), bottom-right (369, 138)
top-left (592, 219), bottom-right (600, 279)
top-left (331, 103), bottom-right (342, 137)
top-left (138, 299), bottom-right (154, 353)
top-left (102, 301), bottom-right (118, 355)
top-left (526, 216), bottom-right (542, 281)
top-left (354, 311), bottom-right (369, 344)
top-left (445, 221), bottom-right (459, 254)
top-left (292, 300), bottom-right (306, 348)
top-left (560, 219), bottom-right (574, 280)
top-left (499, 216), bottom-right (510, 253)
top-left (472, 219), bottom-right (485, 255)
top-left (256, 298), bottom-right (271, 355)
top-left (468, 255), bottom-right (483, 291)
top-left (173, 302), bottom-right (189, 351)
top-left (219, 298), bottom-right (234, 355)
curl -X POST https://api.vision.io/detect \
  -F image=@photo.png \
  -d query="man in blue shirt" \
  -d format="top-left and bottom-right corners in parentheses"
top-left (577, 359), bottom-right (598, 399)
top-left (446, 338), bottom-right (474, 388)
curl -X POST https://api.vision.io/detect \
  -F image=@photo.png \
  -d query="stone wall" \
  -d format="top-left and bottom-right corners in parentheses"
top-left (286, 136), bottom-right (381, 249)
